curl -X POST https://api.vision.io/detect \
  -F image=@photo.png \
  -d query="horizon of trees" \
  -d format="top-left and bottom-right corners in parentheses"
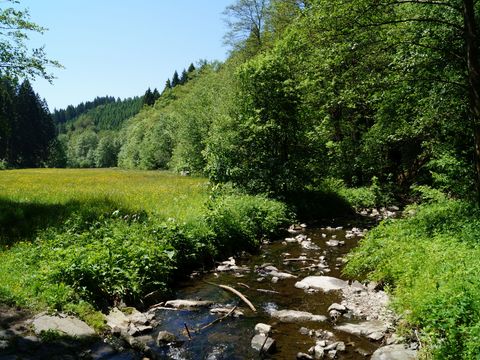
top-left (2, 0), bottom-right (480, 204)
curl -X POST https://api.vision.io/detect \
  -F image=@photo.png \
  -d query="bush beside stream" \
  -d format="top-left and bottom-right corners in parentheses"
top-left (0, 169), bottom-right (290, 326)
top-left (345, 193), bottom-right (480, 359)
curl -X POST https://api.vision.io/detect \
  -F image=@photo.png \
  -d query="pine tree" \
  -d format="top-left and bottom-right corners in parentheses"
top-left (187, 63), bottom-right (196, 73)
top-left (180, 69), bottom-right (188, 85)
top-left (0, 79), bottom-right (15, 163)
top-left (171, 71), bottom-right (180, 87)
top-left (152, 88), bottom-right (160, 102)
top-left (164, 78), bottom-right (172, 92)
top-left (12, 80), bottom-right (54, 167)
top-left (143, 88), bottom-right (154, 106)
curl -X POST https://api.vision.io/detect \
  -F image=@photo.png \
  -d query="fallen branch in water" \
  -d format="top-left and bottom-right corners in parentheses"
top-left (217, 284), bottom-right (257, 312)
top-left (197, 306), bottom-right (238, 332)
top-left (257, 288), bottom-right (280, 294)
top-left (237, 282), bottom-right (250, 289)
top-left (148, 305), bottom-right (184, 311)
top-left (284, 258), bottom-right (317, 262)
top-left (184, 323), bottom-right (192, 340)
top-left (203, 280), bottom-right (256, 312)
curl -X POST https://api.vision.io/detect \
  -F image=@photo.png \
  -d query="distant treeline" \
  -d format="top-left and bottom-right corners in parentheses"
top-left (0, 79), bottom-right (55, 168)
top-left (52, 96), bottom-right (118, 124)
top-left (3, 0), bottom-right (479, 205)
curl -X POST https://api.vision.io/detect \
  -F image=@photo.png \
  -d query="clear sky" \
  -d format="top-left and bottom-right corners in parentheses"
top-left (19, 0), bottom-right (231, 110)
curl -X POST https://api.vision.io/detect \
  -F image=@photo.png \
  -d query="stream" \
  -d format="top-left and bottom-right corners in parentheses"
top-left (125, 217), bottom-right (390, 359)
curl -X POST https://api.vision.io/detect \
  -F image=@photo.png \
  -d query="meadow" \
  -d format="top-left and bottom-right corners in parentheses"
top-left (0, 168), bottom-right (209, 219)
top-left (0, 169), bottom-right (289, 326)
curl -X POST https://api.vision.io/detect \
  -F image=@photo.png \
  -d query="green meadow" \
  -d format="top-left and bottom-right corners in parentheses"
top-left (0, 169), bottom-right (289, 323)
top-left (0, 168), bottom-right (209, 219)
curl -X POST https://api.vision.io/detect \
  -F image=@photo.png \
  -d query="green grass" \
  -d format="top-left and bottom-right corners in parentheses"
top-left (0, 168), bottom-right (289, 323)
top-left (0, 168), bottom-right (209, 219)
top-left (345, 197), bottom-right (480, 359)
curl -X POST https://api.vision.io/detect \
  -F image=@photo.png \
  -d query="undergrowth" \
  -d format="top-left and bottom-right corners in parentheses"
top-left (345, 193), bottom-right (480, 359)
top-left (0, 169), bottom-right (290, 329)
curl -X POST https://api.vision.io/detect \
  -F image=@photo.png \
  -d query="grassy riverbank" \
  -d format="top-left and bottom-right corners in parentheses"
top-left (345, 191), bottom-right (480, 359)
top-left (0, 169), bottom-right (289, 324)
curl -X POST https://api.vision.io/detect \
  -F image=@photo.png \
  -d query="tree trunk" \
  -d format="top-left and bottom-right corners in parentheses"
top-left (463, 0), bottom-right (480, 202)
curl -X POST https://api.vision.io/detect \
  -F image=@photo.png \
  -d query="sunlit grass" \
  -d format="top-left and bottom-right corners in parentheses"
top-left (0, 168), bottom-right (289, 317)
top-left (0, 168), bottom-right (209, 220)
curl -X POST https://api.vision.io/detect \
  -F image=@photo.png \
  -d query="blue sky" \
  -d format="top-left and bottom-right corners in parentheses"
top-left (20, 1), bottom-right (231, 110)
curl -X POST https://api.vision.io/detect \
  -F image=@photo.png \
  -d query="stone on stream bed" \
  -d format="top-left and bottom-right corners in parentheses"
top-left (210, 307), bottom-right (244, 317)
top-left (309, 340), bottom-right (346, 359)
top-left (156, 330), bottom-right (177, 345)
top-left (295, 276), bottom-right (349, 292)
top-left (106, 307), bottom-right (154, 336)
top-left (251, 334), bottom-right (276, 353)
top-left (270, 310), bottom-right (327, 323)
top-left (334, 320), bottom-right (388, 341)
top-left (370, 344), bottom-right (417, 360)
top-left (164, 299), bottom-right (214, 309)
top-left (32, 313), bottom-right (95, 338)
top-left (255, 264), bottom-right (297, 280)
top-left (325, 240), bottom-right (345, 247)
top-left (254, 323), bottom-right (271, 335)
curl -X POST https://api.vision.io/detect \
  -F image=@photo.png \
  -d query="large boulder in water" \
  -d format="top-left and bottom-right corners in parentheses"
top-left (32, 314), bottom-right (95, 338)
top-left (334, 320), bottom-right (388, 341)
top-left (371, 344), bottom-right (417, 360)
top-left (270, 309), bottom-right (327, 323)
top-left (295, 276), bottom-right (348, 292)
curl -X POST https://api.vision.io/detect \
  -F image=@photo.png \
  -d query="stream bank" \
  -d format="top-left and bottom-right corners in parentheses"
top-left (0, 209), bottom-right (418, 359)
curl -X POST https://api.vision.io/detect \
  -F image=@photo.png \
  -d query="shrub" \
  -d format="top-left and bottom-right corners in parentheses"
top-left (345, 198), bottom-right (480, 359)
top-left (206, 194), bottom-right (291, 255)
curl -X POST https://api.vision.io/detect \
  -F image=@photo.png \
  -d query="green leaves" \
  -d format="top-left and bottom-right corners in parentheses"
top-left (0, 1), bottom-right (61, 81)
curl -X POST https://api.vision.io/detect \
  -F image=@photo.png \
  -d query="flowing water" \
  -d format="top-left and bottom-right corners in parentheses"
top-left (141, 219), bottom-right (383, 359)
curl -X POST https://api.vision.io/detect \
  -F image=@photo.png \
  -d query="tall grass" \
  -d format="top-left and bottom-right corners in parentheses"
top-left (0, 168), bottom-right (209, 219)
top-left (0, 169), bottom-right (290, 319)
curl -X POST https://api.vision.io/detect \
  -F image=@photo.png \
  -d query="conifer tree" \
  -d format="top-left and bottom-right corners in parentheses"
top-left (171, 71), bottom-right (180, 87)
top-left (152, 88), bottom-right (160, 102)
top-left (12, 80), bottom-right (54, 167)
top-left (164, 78), bottom-right (172, 92)
top-left (143, 88), bottom-right (154, 106)
top-left (180, 69), bottom-right (188, 85)
top-left (187, 63), bottom-right (196, 73)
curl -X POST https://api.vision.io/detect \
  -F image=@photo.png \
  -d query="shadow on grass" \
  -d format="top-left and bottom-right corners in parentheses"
top-left (284, 189), bottom-right (355, 221)
top-left (0, 197), bottom-right (133, 247)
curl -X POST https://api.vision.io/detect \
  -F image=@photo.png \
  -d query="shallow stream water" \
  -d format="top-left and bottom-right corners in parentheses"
top-left (141, 219), bottom-right (382, 359)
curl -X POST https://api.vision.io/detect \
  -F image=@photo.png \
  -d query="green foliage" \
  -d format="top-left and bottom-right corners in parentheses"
top-left (45, 212), bottom-right (177, 304)
top-left (53, 96), bottom-right (143, 168)
top-left (345, 198), bottom-right (480, 358)
top-left (0, 169), bottom-right (289, 312)
top-left (206, 194), bottom-right (291, 254)
top-left (0, 79), bottom-right (56, 168)
top-left (0, 1), bottom-right (61, 81)
top-left (206, 51), bottom-right (307, 195)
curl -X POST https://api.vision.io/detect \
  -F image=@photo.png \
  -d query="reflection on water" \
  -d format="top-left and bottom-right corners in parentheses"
top-left (147, 220), bottom-right (380, 359)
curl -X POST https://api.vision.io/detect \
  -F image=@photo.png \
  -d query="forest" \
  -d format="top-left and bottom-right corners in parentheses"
top-left (1, 0), bottom-right (480, 358)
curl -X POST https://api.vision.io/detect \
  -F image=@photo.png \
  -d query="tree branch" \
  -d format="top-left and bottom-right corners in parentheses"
top-left (359, 17), bottom-right (463, 32)
top-left (385, 0), bottom-right (461, 11)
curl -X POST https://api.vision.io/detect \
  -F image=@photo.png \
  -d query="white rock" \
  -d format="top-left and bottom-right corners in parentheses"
top-left (370, 344), bottom-right (417, 360)
top-left (33, 314), bottom-right (95, 338)
top-left (295, 276), bottom-right (348, 292)
top-left (270, 310), bottom-right (327, 323)
top-left (334, 321), bottom-right (387, 339)
top-left (254, 323), bottom-right (271, 335)
top-left (165, 299), bottom-right (214, 309)
top-left (326, 240), bottom-right (339, 247)
top-left (251, 334), bottom-right (276, 353)
top-left (269, 270), bottom-right (297, 279)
